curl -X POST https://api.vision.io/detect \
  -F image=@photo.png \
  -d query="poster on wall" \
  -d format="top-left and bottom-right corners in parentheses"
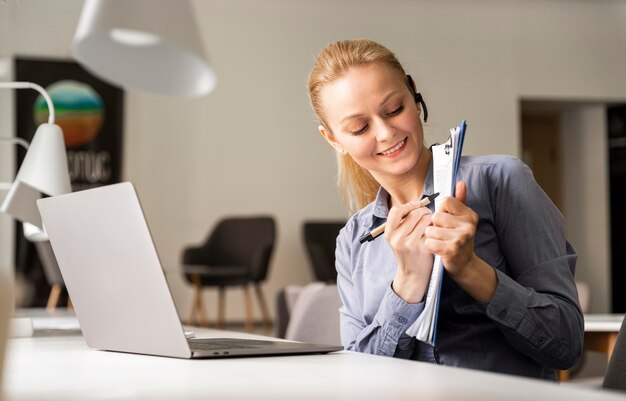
top-left (14, 57), bottom-right (124, 306)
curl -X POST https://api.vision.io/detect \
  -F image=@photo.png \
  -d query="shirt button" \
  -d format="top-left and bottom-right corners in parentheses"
top-left (398, 316), bottom-right (407, 324)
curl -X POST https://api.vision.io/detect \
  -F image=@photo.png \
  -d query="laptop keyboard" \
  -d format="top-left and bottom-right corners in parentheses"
top-left (188, 338), bottom-right (281, 351)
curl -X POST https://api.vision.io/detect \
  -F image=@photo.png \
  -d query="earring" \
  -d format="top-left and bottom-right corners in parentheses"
top-left (336, 147), bottom-right (347, 155)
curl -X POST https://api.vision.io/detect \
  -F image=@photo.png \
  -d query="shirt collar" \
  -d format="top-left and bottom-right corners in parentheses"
top-left (372, 187), bottom-right (390, 220)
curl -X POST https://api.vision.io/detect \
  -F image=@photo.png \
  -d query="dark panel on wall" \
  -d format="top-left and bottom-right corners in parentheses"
top-left (608, 105), bottom-right (626, 313)
top-left (13, 57), bottom-right (124, 307)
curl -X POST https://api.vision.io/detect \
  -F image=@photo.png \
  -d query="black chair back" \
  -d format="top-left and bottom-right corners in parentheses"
top-left (201, 216), bottom-right (276, 282)
top-left (303, 221), bottom-right (345, 282)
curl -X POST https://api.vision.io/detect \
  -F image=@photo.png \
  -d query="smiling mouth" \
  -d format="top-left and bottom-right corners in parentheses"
top-left (378, 138), bottom-right (407, 156)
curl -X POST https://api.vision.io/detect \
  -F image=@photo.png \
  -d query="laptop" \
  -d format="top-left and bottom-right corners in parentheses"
top-left (37, 182), bottom-right (342, 359)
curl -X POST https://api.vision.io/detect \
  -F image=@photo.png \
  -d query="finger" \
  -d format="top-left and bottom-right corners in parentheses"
top-left (413, 211), bottom-right (432, 236)
top-left (424, 225), bottom-right (470, 243)
top-left (455, 181), bottom-right (467, 205)
top-left (424, 237), bottom-right (459, 257)
top-left (386, 200), bottom-right (428, 230)
top-left (438, 195), bottom-right (468, 216)
top-left (403, 208), bottom-right (432, 238)
top-left (424, 237), bottom-right (447, 256)
top-left (425, 222), bottom-right (476, 254)
top-left (431, 207), bottom-right (477, 228)
top-left (391, 207), bottom-right (432, 238)
top-left (430, 210), bottom-right (456, 228)
top-left (424, 225), bottom-right (454, 241)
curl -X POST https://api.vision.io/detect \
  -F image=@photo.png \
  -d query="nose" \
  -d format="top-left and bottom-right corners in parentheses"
top-left (374, 118), bottom-right (396, 142)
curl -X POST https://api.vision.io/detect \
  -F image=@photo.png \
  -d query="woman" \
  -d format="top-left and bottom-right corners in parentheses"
top-left (307, 39), bottom-right (583, 380)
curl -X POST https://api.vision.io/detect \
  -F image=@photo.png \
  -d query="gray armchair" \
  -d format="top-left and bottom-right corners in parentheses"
top-left (284, 283), bottom-right (342, 346)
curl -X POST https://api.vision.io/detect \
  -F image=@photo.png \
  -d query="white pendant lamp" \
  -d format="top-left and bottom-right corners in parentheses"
top-left (72, 0), bottom-right (216, 97)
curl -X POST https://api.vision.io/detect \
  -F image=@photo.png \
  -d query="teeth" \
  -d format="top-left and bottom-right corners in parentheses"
top-left (380, 139), bottom-right (406, 155)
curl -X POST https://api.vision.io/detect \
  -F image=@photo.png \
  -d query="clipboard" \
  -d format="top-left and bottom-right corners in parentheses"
top-left (405, 120), bottom-right (467, 346)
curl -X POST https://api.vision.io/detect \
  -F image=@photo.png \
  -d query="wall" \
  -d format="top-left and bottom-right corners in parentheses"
top-left (2, 0), bottom-right (626, 318)
top-left (0, 2), bottom-right (13, 281)
top-left (562, 106), bottom-right (611, 313)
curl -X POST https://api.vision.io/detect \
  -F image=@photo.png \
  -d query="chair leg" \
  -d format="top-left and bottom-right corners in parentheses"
top-left (188, 278), bottom-right (199, 325)
top-left (46, 284), bottom-right (62, 310)
top-left (189, 285), bottom-right (198, 325)
top-left (254, 284), bottom-right (272, 331)
top-left (243, 285), bottom-right (254, 333)
top-left (217, 287), bottom-right (226, 329)
top-left (189, 275), bottom-right (208, 327)
top-left (188, 295), bottom-right (196, 326)
top-left (197, 287), bottom-right (208, 327)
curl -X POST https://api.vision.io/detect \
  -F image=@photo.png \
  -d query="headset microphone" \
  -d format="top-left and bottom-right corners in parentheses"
top-left (407, 75), bottom-right (428, 123)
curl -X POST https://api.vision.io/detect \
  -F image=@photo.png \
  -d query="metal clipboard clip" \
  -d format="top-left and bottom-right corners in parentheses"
top-left (444, 134), bottom-right (453, 155)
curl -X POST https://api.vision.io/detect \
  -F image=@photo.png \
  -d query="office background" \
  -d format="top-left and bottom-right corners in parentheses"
top-left (1, 0), bottom-right (625, 320)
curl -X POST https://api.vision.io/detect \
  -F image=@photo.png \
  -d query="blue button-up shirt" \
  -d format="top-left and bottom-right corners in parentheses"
top-left (335, 155), bottom-right (584, 380)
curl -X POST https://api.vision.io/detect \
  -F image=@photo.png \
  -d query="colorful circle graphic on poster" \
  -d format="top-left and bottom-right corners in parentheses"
top-left (33, 80), bottom-right (104, 148)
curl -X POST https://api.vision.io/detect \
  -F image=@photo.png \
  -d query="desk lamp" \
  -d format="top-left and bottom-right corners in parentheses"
top-left (72, 0), bottom-right (216, 97)
top-left (0, 82), bottom-right (71, 338)
top-left (0, 82), bottom-right (71, 241)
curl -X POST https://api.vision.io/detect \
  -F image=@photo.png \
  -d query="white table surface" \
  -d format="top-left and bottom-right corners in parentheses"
top-left (4, 311), bottom-right (626, 401)
top-left (584, 314), bottom-right (625, 332)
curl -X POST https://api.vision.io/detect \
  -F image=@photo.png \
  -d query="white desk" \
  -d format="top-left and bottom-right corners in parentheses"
top-left (4, 313), bottom-right (626, 401)
top-left (584, 314), bottom-right (624, 359)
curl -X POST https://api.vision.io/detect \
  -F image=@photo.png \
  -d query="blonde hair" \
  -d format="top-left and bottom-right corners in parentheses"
top-left (308, 39), bottom-right (408, 213)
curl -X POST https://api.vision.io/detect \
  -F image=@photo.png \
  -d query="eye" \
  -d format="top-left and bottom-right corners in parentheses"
top-left (387, 104), bottom-right (404, 117)
top-left (350, 124), bottom-right (369, 136)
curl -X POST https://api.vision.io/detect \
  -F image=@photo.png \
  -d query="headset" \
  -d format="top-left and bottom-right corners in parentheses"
top-left (406, 75), bottom-right (428, 123)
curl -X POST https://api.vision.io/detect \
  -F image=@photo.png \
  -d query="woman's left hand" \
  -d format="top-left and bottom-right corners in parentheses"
top-left (424, 181), bottom-right (498, 303)
top-left (423, 181), bottom-right (479, 276)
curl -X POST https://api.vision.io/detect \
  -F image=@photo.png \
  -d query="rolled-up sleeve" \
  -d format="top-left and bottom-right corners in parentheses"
top-left (485, 157), bottom-right (584, 370)
top-left (336, 222), bottom-right (425, 358)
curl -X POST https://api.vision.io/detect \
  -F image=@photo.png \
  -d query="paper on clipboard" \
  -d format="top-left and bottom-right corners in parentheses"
top-left (405, 120), bottom-right (466, 346)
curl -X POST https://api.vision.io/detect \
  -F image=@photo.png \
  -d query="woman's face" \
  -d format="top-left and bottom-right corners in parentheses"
top-left (319, 63), bottom-right (425, 181)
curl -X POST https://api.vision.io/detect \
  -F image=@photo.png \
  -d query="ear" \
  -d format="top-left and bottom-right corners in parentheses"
top-left (319, 125), bottom-right (346, 154)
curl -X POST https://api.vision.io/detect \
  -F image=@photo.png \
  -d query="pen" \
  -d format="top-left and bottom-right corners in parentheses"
top-left (358, 192), bottom-right (440, 244)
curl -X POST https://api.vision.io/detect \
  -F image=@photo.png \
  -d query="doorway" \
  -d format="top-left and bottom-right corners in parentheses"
top-left (521, 113), bottom-right (562, 211)
top-left (520, 100), bottom-right (611, 314)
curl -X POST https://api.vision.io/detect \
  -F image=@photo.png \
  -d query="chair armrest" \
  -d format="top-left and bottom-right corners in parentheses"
top-left (250, 240), bottom-right (274, 281)
top-left (182, 246), bottom-right (205, 265)
top-left (306, 243), bottom-right (336, 282)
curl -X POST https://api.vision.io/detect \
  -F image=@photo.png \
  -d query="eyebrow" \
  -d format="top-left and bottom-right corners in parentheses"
top-left (340, 91), bottom-right (402, 124)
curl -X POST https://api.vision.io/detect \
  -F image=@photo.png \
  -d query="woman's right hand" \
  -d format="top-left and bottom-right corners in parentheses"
top-left (385, 200), bottom-right (434, 304)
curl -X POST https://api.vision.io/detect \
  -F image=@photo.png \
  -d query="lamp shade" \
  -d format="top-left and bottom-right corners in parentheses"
top-left (72, 0), bottom-right (216, 97)
top-left (0, 123), bottom-right (71, 228)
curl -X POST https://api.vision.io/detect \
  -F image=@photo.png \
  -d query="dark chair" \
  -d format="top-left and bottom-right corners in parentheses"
top-left (302, 221), bottom-right (345, 282)
top-left (182, 216), bottom-right (276, 332)
top-left (603, 315), bottom-right (626, 391)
